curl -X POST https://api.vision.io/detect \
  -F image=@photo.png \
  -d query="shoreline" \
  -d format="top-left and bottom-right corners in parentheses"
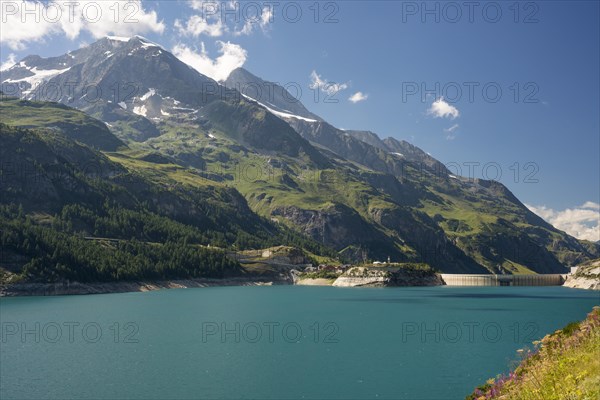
top-left (563, 275), bottom-right (600, 290)
top-left (2, 273), bottom-right (597, 297)
top-left (563, 260), bottom-right (600, 290)
top-left (295, 278), bottom-right (336, 286)
top-left (0, 277), bottom-right (292, 297)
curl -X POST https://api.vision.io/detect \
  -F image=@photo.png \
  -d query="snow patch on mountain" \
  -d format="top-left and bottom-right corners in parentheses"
top-left (106, 36), bottom-right (130, 42)
top-left (140, 88), bottom-right (156, 101)
top-left (4, 66), bottom-right (71, 95)
top-left (240, 94), bottom-right (317, 123)
top-left (140, 42), bottom-right (158, 50)
top-left (135, 35), bottom-right (164, 50)
top-left (172, 106), bottom-right (196, 112)
top-left (269, 108), bottom-right (318, 123)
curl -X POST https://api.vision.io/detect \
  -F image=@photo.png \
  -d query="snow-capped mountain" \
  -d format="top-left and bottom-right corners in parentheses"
top-left (1, 36), bottom-right (598, 272)
top-left (1, 36), bottom-right (233, 141)
top-left (1, 36), bottom-right (443, 171)
top-left (2, 37), bottom-right (203, 102)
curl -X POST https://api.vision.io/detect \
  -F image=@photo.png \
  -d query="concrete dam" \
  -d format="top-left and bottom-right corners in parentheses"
top-left (440, 274), bottom-right (567, 287)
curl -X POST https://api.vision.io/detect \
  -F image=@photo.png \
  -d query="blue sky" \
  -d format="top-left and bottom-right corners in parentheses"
top-left (1, 1), bottom-right (598, 240)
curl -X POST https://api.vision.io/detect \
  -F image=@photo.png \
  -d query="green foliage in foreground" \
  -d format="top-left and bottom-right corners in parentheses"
top-left (467, 307), bottom-right (600, 400)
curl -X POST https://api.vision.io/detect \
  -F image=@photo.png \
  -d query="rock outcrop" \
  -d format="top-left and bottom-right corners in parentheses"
top-left (564, 259), bottom-right (600, 290)
top-left (332, 266), bottom-right (444, 287)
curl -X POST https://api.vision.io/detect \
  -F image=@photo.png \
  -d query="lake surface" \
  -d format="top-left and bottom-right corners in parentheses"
top-left (1, 286), bottom-right (598, 400)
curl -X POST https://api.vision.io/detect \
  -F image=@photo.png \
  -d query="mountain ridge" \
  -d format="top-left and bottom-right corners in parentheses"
top-left (2, 37), bottom-right (597, 276)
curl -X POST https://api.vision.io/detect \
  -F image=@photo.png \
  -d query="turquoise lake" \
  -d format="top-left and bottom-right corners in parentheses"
top-left (1, 286), bottom-right (599, 399)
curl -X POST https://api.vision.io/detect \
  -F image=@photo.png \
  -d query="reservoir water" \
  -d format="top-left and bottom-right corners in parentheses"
top-left (1, 286), bottom-right (598, 400)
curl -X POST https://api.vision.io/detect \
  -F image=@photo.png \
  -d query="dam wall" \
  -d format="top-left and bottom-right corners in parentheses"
top-left (440, 274), bottom-right (566, 287)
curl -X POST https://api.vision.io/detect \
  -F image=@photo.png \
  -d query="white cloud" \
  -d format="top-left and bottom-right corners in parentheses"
top-left (261, 6), bottom-right (274, 26)
top-left (444, 123), bottom-right (459, 140)
top-left (349, 91), bottom-right (368, 103)
top-left (444, 124), bottom-right (459, 133)
top-left (427, 97), bottom-right (460, 119)
top-left (175, 1), bottom-right (226, 37)
top-left (172, 41), bottom-right (247, 82)
top-left (0, 53), bottom-right (17, 71)
top-left (182, 1), bottom-right (273, 37)
top-left (582, 201), bottom-right (600, 210)
top-left (0, 1), bottom-right (165, 50)
top-left (189, 1), bottom-right (219, 12)
top-left (233, 5), bottom-right (273, 36)
top-left (175, 15), bottom-right (225, 37)
top-left (526, 202), bottom-right (600, 242)
top-left (0, 1), bottom-right (55, 50)
top-left (64, 1), bottom-right (165, 39)
top-left (309, 70), bottom-right (348, 96)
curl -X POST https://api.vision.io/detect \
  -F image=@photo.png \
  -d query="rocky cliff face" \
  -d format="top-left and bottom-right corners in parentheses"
top-left (332, 266), bottom-right (444, 287)
top-left (271, 204), bottom-right (402, 259)
top-left (564, 259), bottom-right (600, 290)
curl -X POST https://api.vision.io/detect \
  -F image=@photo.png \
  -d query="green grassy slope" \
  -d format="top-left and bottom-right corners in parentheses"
top-left (2, 95), bottom-right (597, 276)
top-left (467, 307), bottom-right (600, 400)
top-left (138, 109), bottom-right (597, 273)
top-left (0, 122), bottom-right (336, 283)
top-left (0, 97), bottom-right (125, 151)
